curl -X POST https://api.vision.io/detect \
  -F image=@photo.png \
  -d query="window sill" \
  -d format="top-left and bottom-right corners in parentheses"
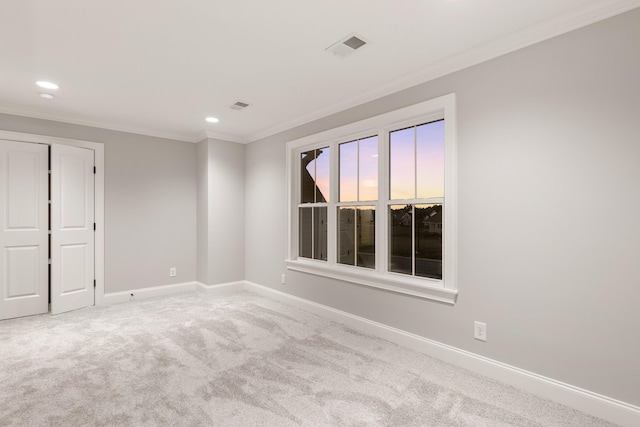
top-left (285, 259), bottom-right (458, 304)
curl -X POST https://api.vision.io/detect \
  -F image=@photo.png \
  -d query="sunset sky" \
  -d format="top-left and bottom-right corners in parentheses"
top-left (340, 135), bottom-right (378, 202)
top-left (390, 120), bottom-right (444, 200)
top-left (305, 119), bottom-right (444, 202)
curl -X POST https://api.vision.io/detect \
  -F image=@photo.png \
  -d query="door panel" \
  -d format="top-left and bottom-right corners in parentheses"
top-left (60, 155), bottom-right (87, 228)
top-left (0, 140), bottom-right (49, 320)
top-left (7, 151), bottom-right (41, 229)
top-left (60, 244), bottom-right (87, 293)
top-left (51, 144), bottom-right (95, 315)
top-left (6, 246), bottom-right (40, 297)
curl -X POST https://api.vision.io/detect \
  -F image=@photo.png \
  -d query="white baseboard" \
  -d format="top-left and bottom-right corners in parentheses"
top-left (196, 281), bottom-right (245, 295)
top-left (102, 281), bottom-right (197, 305)
top-left (243, 281), bottom-right (640, 427)
top-left (102, 280), bottom-right (246, 305)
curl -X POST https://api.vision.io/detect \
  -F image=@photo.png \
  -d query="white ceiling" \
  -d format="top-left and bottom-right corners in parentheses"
top-left (1, 0), bottom-right (638, 143)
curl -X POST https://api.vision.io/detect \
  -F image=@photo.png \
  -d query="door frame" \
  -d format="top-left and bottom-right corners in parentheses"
top-left (0, 130), bottom-right (105, 306)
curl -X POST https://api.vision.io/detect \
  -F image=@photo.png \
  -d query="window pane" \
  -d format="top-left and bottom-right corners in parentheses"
top-left (339, 142), bottom-right (357, 202)
top-left (338, 207), bottom-right (355, 265)
top-left (417, 120), bottom-right (445, 199)
top-left (300, 150), bottom-right (315, 203)
top-left (389, 204), bottom-right (412, 274)
top-left (415, 204), bottom-right (443, 279)
top-left (313, 207), bottom-right (327, 261)
top-left (357, 207), bottom-right (375, 269)
top-left (301, 147), bottom-right (330, 203)
top-left (390, 127), bottom-right (415, 200)
top-left (315, 148), bottom-right (330, 203)
top-left (358, 136), bottom-right (378, 201)
top-left (299, 207), bottom-right (312, 258)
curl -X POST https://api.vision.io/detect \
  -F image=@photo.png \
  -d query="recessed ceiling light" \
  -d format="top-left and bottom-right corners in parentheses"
top-left (40, 93), bottom-right (55, 99)
top-left (36, 81), bottom-right (59, 90)
top-left (205, 117), bottom-right (219, 123)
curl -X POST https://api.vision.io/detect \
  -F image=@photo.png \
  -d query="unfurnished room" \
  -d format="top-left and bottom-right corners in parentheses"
top-left (0, 1), bottom-right (639, 426)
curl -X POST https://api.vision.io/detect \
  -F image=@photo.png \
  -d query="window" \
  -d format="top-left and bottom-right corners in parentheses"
top-left (389, 120), bottom-right (444, 279)
top-left (299, 148), bottom-right (329, 261)
top-left (287, 94), bottom-right (457, 304)
top-left (338, 136), bottom-right (378, 269)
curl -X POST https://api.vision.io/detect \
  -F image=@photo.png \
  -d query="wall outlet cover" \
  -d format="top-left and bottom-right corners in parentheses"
top-left (474, 321), bottom-right (487, 342)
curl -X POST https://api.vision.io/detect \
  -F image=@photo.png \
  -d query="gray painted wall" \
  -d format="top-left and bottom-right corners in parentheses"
top-left (245, 9), bottom-right (640, 406)
top-left (0, 115), bottom-right (197, 293)
top-left (196, 139), bottom-right (208, 284)
top-left (205, 138), bottom-right (245, 285)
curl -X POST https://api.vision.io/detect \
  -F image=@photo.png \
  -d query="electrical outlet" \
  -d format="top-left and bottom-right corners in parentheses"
top-left (474, 321), bottom-right (487, 342)
top-left (169, 267), bottom-right (177, 277)
top-left (281, 274), bottom-right (286, 284)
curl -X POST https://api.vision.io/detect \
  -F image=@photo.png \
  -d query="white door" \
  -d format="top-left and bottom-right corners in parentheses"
top-left (51, 144), bottom-right (95, 315)
top-left (0, 140), bottom-right (49, 320)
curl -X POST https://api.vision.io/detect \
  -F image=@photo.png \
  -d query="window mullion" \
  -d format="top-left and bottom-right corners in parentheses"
top-left (413, 126), bottom-right (417, 199)
top-left (356, 138), bottom-right (360, 202)
top-left (354, 208), bottom-right (359, 267)
top-left (313, 149), bottom-right (318, 203)
top-left (311, 207), bottom-right (315, 259)
top-left (411, 205), bottom-right (416, 276)
top-left (412, 127), bottom-right (417, 276)
top-left (327, 141), bottom-right (339, 265)
top-left (336, 201), bottom-right (366, 207)
top-left (378, 130), bottom-right (389, 275)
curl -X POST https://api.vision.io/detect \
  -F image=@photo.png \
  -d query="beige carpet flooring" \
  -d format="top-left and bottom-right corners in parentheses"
top-left (0, 291), bottom-right (617, 426)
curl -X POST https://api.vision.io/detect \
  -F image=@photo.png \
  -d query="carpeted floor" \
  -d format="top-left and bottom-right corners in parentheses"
top-left (0, 291), bottom-right (616, 426)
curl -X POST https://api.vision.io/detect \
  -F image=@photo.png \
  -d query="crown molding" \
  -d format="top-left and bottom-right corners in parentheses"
top-left (0, 104), bottom-right (199, 143)
top-left (0, 104), bottom-right (248, 145)
top-left (245, 0), bottom-right (640, 143)
top-left (202, 130), bottom-right (248, 144)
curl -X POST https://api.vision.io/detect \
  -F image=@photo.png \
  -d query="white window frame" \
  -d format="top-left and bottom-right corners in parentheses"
top-left (286, 93), bottom-right (458, 304)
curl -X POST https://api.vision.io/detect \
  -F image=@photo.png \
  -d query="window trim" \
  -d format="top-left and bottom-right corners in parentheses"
top-left (286, 93), bottom-right (458, 304)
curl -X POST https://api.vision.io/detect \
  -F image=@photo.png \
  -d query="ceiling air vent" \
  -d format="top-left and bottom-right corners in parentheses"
top-left (230, 101), bottom-right (250, 111)
top-left (326, 33), bottom-right (369, 58)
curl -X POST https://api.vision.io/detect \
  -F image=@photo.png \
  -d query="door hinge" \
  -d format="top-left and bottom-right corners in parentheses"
top-left (48, 258), bottom-right (51, 265)
top-left (94, 279), bottom-right (96, 288)
top-left (94, 223), bottom-right (96, 231)
top-left (93, 166), bottom-right (96, 174)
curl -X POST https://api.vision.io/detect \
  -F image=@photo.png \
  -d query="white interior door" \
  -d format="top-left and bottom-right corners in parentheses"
top-left (51, 144), bottom-right (95, 315)
top-left (0, 140), bottom-right (49, 321)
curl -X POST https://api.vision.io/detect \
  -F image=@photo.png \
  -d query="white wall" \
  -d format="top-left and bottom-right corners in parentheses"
top-left (0, 115), bottom-right (197, 293)
top-left (245, 9), bottom-right (640, 406)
